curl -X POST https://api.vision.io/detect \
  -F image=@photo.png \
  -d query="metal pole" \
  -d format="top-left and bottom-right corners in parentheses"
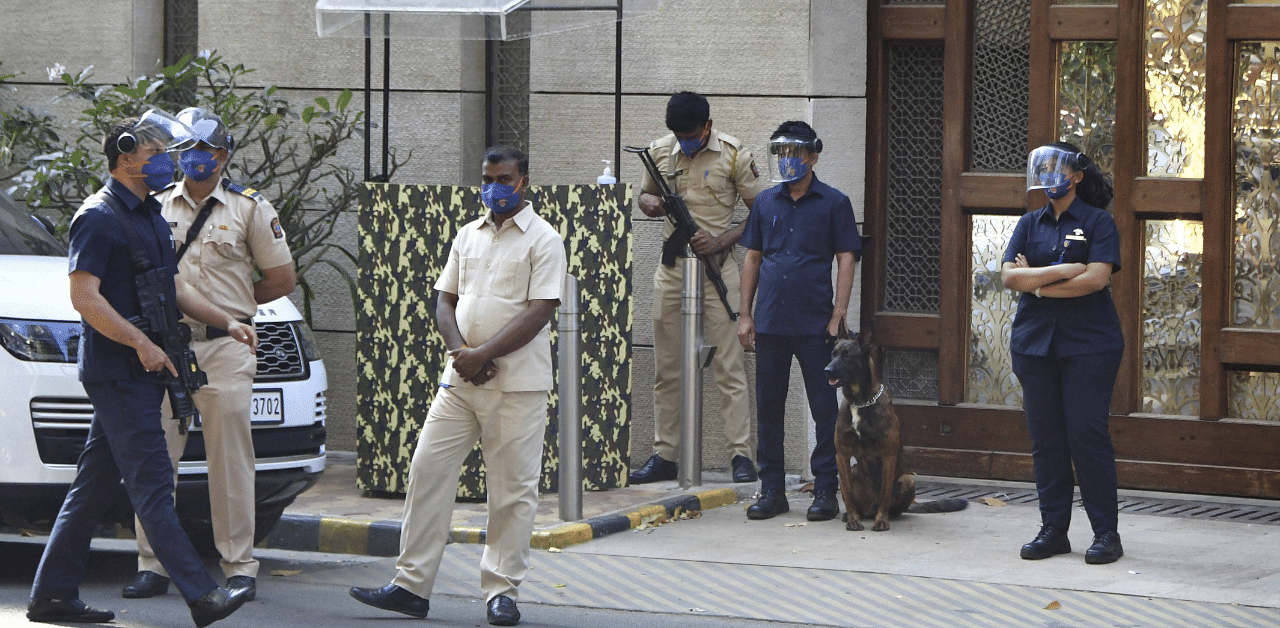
top-left (381, 13), bottom-right (392, 181)
top-left (363, 13), bottom-right (371, 182)
top-left (679, 256), bottom-right (705, 488)
top-left (558, 274), bottom-right (583, 521)
top-left (614, 0), bottom-right (623, 181)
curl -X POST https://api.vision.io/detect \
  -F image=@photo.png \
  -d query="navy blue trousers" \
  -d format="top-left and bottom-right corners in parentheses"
top-left (754, 334), bottom-right (838, 495)
top-left (31, 379), bottom-right (217, 603)
top-left (1012, 350), bottom-right (1122, 536)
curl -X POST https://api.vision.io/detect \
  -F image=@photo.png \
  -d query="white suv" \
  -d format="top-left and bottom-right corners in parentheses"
top-left (0, 191), bottom-right (327, 548)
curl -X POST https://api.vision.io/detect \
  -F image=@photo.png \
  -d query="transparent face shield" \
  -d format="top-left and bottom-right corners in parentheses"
top-left (767, 136), bottom-right (818, 183)
top-left (177, 108), bottom-right (234, 152)
top-left (1026, 146), bottom-right (1080, 191)
top-left (131, 108), bottom-right (198, 153)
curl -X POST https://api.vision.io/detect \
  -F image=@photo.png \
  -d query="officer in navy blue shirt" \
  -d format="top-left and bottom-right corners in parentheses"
top-left (27, 113), bottom-right (257, 627)
top-left (1001, 142), bottom-right (1125, 566)
top-left (738, 121), bottom-right (861, 522)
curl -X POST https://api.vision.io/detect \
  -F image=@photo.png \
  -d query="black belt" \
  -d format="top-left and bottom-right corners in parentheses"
top-left (205, 318), bottom-right (254, 340)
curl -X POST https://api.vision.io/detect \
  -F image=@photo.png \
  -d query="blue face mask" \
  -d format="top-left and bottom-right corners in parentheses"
top-left (482, 183), bottom-right (522, 214)
top-left (140, 152), bottom-right (176, 191)
top-left (1040, 172), bottom-right (1072, 199)
top-left (778, 156), bottom-right (809, 183)
top-left (179, 148), bottom-right (219, 182)
top-left (678, 133), bottom-right (706, 159)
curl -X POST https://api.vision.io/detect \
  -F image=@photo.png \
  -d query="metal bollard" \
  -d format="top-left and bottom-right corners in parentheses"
top-left (557, 274), bottom-right (583, 521)
top-left (679, 256), bottom-right (714, 489)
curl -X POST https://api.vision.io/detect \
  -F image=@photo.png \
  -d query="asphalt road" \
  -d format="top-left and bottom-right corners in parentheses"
top-left (0, 535), bottom-right (812, 628)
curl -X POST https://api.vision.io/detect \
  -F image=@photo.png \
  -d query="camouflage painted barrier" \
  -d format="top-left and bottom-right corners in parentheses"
top-left (356, 183), bottom-right (633, 499)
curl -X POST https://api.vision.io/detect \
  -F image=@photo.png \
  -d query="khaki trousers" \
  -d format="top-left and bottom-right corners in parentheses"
top-left (392, 386), bottom-right (547, 603)
top-left (651, 255), bottom-right (751, 463)
top-left (137, 336), bottom-right (258, 579)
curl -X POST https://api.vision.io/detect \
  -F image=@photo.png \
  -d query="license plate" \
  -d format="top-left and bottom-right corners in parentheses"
top-left (251, 389), bottom-right (284, 425)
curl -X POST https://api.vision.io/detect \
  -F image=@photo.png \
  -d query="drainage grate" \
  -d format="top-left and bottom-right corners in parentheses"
top-left (914, 481), bottom-right (1280, 526)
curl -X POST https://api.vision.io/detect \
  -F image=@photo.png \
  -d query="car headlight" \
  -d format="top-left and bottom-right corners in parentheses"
top-left (291, 321), bottom-right (322, 362)
top-left (0, 318), bottom-right (80, 362)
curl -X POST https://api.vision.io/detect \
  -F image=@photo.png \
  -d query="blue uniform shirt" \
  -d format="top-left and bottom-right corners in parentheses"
top-left (741, 175), bottom-right (861, 335)
top-left (68, 178), bottom-right (178, 383)
top-left (1002, 197), bottom-right (1124, 357)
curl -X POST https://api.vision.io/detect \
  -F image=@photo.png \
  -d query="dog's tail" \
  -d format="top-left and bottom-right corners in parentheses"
top-left (906, 498), bottom-right (969, 514)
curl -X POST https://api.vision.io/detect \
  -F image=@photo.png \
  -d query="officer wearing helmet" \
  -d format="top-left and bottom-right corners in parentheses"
top-left (124, 107), bottom-right (296, 602)
top-left (29, 111), bottom-right (256, 626)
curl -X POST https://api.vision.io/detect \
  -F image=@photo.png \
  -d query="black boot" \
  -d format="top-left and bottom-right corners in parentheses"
top-left (807, 490), bottom-right (839, 521)
top-left (629, 453), bottom-right (678, 484)
top-left (731, 455), bottom-right (758, 483)
top-left (746, 489), bottom-right (790, 520)
top-left (1020, 525), bottom-right (1071, 560)
top-left (1085, 531), bottom-right (1123, 564)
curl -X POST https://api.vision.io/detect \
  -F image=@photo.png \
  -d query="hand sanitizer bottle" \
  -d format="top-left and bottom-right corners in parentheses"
top-left (597, 160), bottom-right (617, 185)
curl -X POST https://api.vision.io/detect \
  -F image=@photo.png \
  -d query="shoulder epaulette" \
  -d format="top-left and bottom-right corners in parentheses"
top-left (224, 179), bottom-right (266, 203)
top-left (718, 133), bottom-right (742, 149)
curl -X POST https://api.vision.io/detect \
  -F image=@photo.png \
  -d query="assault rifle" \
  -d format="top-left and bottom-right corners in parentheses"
top-left (128, 267), bottom-right (207, 435)
top-left (624, 145), bottom-right (738, 320)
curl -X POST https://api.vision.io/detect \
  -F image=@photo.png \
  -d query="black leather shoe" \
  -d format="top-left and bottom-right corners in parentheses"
top-left (807, 490), bottom-right (840, 521)
top-left (227, 575), bottom-right (256, 602)
top-left (487, 594), bottom-right (520, 626)
top-left (26, 598), bottom-right (114, 623)
top-left (731, 455), bottom-right (758, 483)
top-left (122, 570), bottom-right (170, 598)
top-left (746, 489), bottom-right (789, 520)
top-left (349, 583), bottom-right (429, 619)
top-left (189, 586), bottom-right (252, 628)
top-left (629, 453), bottom-right (678, 484)
top-left (1020, 525), bottom-right (1072, 560)
top-left (1085, 531), bottom-right (1124, 564)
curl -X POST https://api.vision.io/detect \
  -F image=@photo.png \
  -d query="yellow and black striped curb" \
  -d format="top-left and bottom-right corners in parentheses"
top-left (261, 486), bottom-right (749, 557)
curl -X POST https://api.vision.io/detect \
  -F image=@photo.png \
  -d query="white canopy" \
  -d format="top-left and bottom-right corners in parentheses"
top-left (315, 0), bottom-right (661, 41)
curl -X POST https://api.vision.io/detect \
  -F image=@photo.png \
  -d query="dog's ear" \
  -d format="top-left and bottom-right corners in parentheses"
top-left (837, 317), bottom-right (850, 340)
top-left (857, 327), bottom-right (874, 351)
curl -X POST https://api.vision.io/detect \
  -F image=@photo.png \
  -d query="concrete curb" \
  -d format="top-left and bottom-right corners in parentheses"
top-left (261, 485), bottom-right (755, 557)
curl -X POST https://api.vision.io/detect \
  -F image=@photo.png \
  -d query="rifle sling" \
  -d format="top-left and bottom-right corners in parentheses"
top-left (175, 196), bottom-right (219, 263)
top-left (99, 189), bottom-right (155, 274)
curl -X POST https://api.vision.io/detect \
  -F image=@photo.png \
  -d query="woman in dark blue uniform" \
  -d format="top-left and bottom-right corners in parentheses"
top-left (1001, 142), bottom-right (1124, 565)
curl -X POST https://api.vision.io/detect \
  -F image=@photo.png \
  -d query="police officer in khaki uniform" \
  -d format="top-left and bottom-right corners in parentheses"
top-left (125, 108), bottom-right (296, 602)
top-left (630, 92), bottom-right (765, 485)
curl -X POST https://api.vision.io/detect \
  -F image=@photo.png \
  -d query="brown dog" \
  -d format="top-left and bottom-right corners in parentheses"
top-left (824, 323), bottom-right (966, 531)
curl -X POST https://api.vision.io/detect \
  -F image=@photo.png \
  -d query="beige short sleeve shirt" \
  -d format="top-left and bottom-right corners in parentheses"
top-left (639, 129), bottom-right (765, 238)
top-left (159, 180), bottom-right (294, 320)
top-left (434, 202), bottom-right (568, 392)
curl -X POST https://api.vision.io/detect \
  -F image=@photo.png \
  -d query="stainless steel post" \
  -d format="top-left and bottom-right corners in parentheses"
top-left (679, 256), bottom-right (706, 488)
top-left (557, 274), bottom-right (583, 521)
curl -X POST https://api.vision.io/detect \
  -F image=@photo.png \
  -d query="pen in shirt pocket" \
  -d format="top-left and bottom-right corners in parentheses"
top-left (772, 215), bottom-right (777, 227)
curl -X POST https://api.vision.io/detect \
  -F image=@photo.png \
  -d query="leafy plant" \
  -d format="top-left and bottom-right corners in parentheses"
top-left (1, 52), bottom-right (409, 324)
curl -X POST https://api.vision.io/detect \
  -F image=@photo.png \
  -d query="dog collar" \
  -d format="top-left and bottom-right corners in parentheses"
top-left (851, 384), bottom-right (885, 409)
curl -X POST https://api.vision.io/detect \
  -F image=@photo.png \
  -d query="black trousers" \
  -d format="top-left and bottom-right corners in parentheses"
top-left (754, 333), bottom-right (838, 495)
top-left (1013, 349), bottom-right (1123, 536)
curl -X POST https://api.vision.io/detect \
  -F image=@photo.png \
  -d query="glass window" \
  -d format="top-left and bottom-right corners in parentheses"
top-left (1059, 41), bottom-right (1117, 179)
top-left (1145, 0), bottom-right (1207, 178)
top-left (1142, 220), bottom-right (1202, 416)
top-left (967, 215), bottom-right (1022, 406)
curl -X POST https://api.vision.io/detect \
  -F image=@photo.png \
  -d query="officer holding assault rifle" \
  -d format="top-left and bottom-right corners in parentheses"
top-left (26, 109), bottom-right (257, 628)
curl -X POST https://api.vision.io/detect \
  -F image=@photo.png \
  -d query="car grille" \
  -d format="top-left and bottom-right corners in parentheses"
top-left (255, 322), bottom-right (307, 381)
top-left (29, 391), bottom-right (326, 465)
top-left (30, 396), bottom-right (96, 465)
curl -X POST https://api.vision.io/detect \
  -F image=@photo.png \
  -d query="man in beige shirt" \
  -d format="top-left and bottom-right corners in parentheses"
top-left (350, 146), bottom-right (567, 627)
top-left (125, 108), bottom-right (295, 602)
top-left (631, 91), bottom-right (765, 485)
